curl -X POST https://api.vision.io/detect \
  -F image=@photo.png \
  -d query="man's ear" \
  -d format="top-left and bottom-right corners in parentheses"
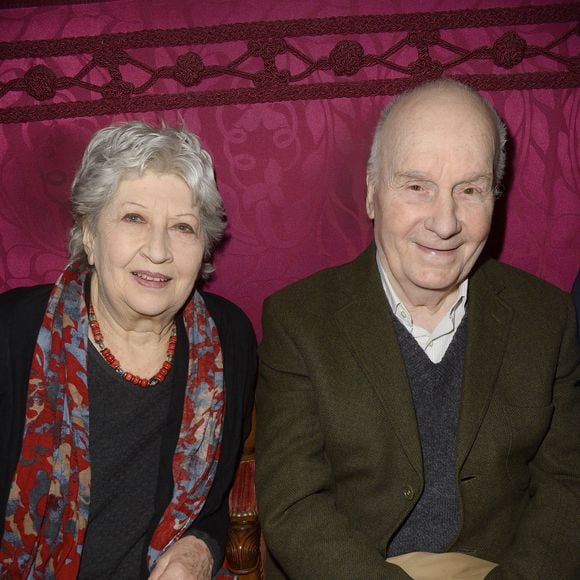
top-left (365, 175), bottom-right (375, 220)
top-left (82, 223), bottom-right (95, 266)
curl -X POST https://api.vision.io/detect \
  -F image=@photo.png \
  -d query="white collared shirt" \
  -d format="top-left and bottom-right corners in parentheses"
top-left (376, 253), bottom-right (468, 364)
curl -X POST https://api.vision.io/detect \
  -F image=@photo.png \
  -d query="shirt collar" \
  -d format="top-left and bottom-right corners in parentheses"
top-left (375, 251), bottom-right (468, 335)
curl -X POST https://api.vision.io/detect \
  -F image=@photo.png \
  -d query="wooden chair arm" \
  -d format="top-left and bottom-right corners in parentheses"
top-left (226, 407), bottom-right (262, 579)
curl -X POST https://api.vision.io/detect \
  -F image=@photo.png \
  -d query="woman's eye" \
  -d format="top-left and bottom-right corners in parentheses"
top-left (175, 223), bottom-right (195, 234)
top-left (123, 213), bottom-right (144, 223)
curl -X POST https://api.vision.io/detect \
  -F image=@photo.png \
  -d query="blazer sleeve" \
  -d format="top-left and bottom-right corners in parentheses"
top-left (486, 295), bottom-right (580, 579)
top-left (255, 297), bottom-right (411, 580)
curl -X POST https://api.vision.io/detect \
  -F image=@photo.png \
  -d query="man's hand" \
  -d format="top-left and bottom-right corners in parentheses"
top-left (386, 551), bottom-right (497, 579)
top-left (148, 536), bottom-right (213, 580)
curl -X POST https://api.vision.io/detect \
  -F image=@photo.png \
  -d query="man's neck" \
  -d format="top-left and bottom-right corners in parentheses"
top-left (403, 291), bottom-right (461, 333)
top-left (377, 255), bottom-right (466, 333)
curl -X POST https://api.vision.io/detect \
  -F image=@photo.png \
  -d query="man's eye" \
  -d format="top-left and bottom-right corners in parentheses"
top-left (408, 184), bottom-right (424, 192)
top-left (123, 213), bottom-right (144, 223)
top-left (458, 186), bottom-right (492, 200)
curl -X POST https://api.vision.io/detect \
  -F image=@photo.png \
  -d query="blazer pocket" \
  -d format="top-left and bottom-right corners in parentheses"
top-left (501, 402), bottom-right (554, 491)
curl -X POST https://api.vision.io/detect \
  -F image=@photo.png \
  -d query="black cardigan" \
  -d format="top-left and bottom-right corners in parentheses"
top-left (0, 283), bottom-right (257, 576)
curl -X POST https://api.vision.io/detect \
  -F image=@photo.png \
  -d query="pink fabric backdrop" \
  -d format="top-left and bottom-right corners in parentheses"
top-left (0, 0), bottom-right (579, 337)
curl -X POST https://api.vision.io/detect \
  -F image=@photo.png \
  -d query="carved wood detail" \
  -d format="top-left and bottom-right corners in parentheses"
top-left (226, 513), bottom-right (262, 579)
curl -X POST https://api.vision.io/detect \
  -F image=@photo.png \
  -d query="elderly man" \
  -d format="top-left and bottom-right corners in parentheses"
top-left (255, 80), bottom-right (580, 580)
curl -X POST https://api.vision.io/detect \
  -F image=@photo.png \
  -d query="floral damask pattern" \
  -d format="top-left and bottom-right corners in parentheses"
top-left (0, 0), bottom-right (578, 338)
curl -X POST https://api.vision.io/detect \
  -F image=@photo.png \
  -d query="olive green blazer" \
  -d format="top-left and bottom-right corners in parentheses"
top-left (256, 245), bottom-right (580, 580)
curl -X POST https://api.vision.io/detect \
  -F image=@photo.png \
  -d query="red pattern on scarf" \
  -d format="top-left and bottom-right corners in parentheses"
top-left (0, 264), bottom-right (224, 578)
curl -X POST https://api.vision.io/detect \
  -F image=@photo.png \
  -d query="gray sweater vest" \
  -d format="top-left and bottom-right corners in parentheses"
top-left (387, 315), bottom-right (467, 556)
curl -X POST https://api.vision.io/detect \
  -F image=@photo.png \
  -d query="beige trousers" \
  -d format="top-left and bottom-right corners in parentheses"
top-left (386, 552), bottom-right (498, 579)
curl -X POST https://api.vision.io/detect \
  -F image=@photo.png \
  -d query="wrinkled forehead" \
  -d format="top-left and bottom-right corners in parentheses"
top-left (113, 169), bottom-right (197, 201)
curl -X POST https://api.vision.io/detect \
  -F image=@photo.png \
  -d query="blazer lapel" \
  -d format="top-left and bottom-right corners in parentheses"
top-left (456, 261), bottom-right (514, 469)
top-left (333, 249), bottom-right (423, 475)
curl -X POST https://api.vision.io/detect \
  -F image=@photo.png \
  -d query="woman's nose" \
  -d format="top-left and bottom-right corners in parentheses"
top-left (142, 226), bottom-right (171, 263)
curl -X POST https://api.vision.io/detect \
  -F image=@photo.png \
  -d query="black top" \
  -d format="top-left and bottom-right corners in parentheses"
top-left (78, 342), bottom-right (175, 579)
top-left (0, 284), bottom-right (257, 577)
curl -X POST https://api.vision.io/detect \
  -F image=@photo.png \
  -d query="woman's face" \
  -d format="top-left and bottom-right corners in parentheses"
top-left (83, 172), bottom-right (204, 329)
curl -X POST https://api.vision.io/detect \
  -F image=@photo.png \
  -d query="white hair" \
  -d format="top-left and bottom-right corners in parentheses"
top-left (69, 120), bottom-right (225, 278)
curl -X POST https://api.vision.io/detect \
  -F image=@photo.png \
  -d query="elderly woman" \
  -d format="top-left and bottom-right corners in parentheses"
top-left (0, 121), bottom-right (256, 579)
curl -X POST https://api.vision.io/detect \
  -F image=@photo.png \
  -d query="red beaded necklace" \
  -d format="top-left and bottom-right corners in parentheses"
top-left (88, 303), bottom-right (177, 388)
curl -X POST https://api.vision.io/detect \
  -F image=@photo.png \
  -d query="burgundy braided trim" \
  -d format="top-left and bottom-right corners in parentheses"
top-left (0, 0), bottom-right (114, 8)
top-left (1, 4), bottom-right (578, 124)
top-left (1, 5), bottom-right (578, 58)
top-left (2, 72), bottom-right (577, 125)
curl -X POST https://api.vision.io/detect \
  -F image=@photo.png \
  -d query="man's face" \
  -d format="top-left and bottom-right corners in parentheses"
top-left (366, 88), bottom-right (496, 305)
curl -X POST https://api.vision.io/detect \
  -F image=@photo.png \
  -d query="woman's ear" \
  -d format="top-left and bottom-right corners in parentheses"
top-left (82, 223), bottom-right (95, 266)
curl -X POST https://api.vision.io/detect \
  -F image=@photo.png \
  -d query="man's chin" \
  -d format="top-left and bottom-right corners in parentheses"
top-left (410, 273), bottom-right (462, 294)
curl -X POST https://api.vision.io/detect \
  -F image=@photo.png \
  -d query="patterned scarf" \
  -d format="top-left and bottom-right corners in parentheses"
top-left (0, 263), bottom-right (224, 579)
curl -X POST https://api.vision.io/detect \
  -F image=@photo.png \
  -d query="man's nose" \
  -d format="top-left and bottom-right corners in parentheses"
top-left (424, 193), bottom-right (461, 239)
top-left (142, 225), bottom-right (171, 263)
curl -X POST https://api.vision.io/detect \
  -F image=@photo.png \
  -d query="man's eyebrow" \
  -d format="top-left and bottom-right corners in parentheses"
top-left (393, 172), bottom-right (493, 182)
top-left (457, 173), bottom-right (493, 182)
top-left (393, 171), bottom-right (433, 180)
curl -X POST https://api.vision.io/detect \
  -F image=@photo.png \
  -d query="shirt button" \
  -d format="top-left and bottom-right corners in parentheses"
top-left (403, 485), bottom-right (415, 501)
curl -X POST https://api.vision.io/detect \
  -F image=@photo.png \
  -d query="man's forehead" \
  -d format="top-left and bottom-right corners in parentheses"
top-left (381, 91), bottom-right (494, 149)
top-left (387, 88), bottom-right (491, 132)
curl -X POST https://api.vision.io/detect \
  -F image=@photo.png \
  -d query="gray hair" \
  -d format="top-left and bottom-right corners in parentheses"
top-left (367, 79), bottom-right (508, 198)
top-left (69, 120), bottom-right (226, 278)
